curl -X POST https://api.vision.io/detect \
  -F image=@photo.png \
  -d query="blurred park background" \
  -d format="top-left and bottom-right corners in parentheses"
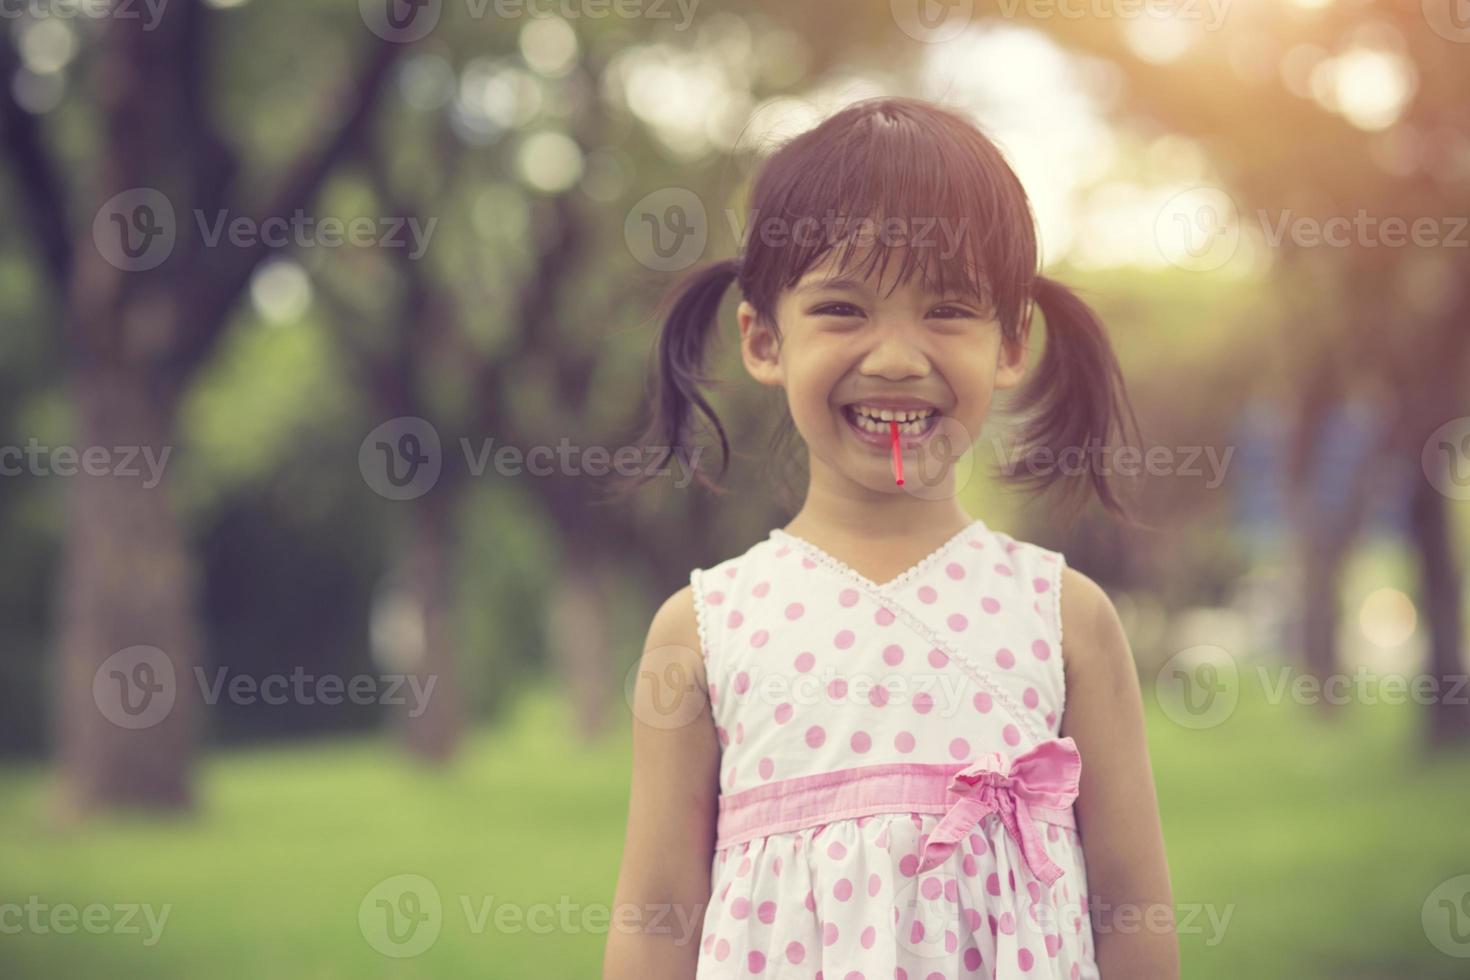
top-left (1, 0), bottom-right (1469, 977)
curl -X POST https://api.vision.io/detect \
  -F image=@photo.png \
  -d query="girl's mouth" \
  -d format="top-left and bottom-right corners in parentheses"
top-left (840, 403), bottom-right (941, 451)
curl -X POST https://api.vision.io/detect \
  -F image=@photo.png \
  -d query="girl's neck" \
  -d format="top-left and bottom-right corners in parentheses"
top-left (782, 497), bottom-right (976, 547)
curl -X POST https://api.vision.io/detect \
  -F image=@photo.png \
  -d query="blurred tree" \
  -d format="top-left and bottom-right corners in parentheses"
top-left (0, 8), bottom-right (407, 813)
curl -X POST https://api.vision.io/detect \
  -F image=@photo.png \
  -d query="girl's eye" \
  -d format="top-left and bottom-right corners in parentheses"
top-left (930, 305), bottom-right (975, 319)
top-left (812, 303), bottom-right (862, 318)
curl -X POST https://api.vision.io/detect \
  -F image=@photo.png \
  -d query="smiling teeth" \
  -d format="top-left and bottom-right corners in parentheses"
top-left (848, 406), bottom-right (936, 435)
top-left (850, 405), bottom-right (936, 423)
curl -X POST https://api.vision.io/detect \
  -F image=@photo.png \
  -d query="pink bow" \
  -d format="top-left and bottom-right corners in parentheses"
top-left (915, 736), bottom-right (1081, 885)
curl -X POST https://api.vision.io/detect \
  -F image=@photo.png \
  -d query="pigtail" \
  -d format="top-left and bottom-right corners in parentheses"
top-left (606, 257), bottom-right (742, 502)
top-left (1005, 275), bottom-right (1145, 525)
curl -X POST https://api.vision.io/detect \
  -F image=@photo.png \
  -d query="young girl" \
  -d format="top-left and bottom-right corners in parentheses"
top-left (605, 96), bottom-right (1177, 980)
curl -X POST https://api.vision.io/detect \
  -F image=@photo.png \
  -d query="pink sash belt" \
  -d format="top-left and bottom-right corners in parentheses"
top-left (716, 736), bottom-right (1082, 886)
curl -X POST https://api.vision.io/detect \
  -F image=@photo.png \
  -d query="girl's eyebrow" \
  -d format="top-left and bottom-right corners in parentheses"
top-left (796, 277), bottom-right (868, 295)
top-left (797, 277), bottom-right (987, 301)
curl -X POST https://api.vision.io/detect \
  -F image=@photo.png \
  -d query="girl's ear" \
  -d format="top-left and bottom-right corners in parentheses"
top-left (738, 300), bottom-right (783, 387)
top-left (994, 322), bottom-right (1029, 391)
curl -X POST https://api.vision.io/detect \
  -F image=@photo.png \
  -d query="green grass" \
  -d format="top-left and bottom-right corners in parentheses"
top-left (1, 671), bottom-right (1468, 979)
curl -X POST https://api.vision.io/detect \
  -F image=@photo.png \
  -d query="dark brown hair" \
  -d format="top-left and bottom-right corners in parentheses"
top-left (611, 95), bottom-right (1142, 523)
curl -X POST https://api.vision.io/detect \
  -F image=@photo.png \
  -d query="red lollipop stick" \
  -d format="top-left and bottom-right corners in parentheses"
top-left (890, 420), bottom-right (904, 485)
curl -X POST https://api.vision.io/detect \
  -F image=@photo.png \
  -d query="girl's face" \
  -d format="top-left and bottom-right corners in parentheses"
top-left (737, 248), bottom-right (1028, 498)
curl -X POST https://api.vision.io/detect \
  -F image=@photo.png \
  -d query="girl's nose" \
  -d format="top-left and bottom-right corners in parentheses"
top-left (858, 323), bottom-right (931, 381)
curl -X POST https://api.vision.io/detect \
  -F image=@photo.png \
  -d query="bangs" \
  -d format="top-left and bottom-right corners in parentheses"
top-left (744, 98), bottom-right (1037, 332)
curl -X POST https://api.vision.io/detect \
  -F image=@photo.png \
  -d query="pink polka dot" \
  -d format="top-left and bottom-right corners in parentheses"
top-left (973, 692), bottom-right (993, 713)
top-left (899, 853), bottom-right (919, 876)
top-left (999, 911), bottom-right (1016, 934)
top-left (949, 738), bottom-right (970, 759)
top-left (801, 557), bottom-right (816, 569)
top-left (750, 629), bottom-right (769, 648)
top-left (1045, 933), bottom-right (1062, 956)
top-left (922, 877), bottom-right (942, 899)
top-left (946, 562), bottom-right (965, 580)
top-left (758, 757), bottom-right (774, 779)
top-left (964, 948), bottom-right (983, 970)
top-left (838, 588), bottom-right (859, 607)
top-left (868, 872), bottom-right (881, 896)
top-left (981, 596), bottom-right (1001, 614)
top-left (1018, 947), bottom-right (1034, 970)
top-left (828, 678), bottom-right (849, 700)
top-left (794, 652), bottom-right (815, 672)
top-left (834, 878), bottom-right (853, 901)
top-left (823, 922), bottom-right (840, 946)
top-left (928, 649), bottom-right (949, 667)
top-left (1003, 724), bottom-right (1021, 745)
top-left (758, 901), bottom-right (777, 924)
top-left (786, 941), bottom-right (806, 964)
top-left (715, 937), bottom-right (730, 960)
top-left (996, 648), bottom-right (1016, 669)
top-left (995, 563), bottom-right (1013, 576)
top-left (947, 613), bottom-right (968, 631)
top-left (909, 920), bottom-right (925, 944)
top-left (895, 731), bottom-right (916, 752)
top-left (806, 725), bottom-right (826, 747)
top-left (828, 841), bottom-right (847, 859)
top-left (747, 950), bottom-right (766, 972)
top-left (726, 610), bottom-right (743, 628)
top-left (834, 630), bottom-right (855, 649)
top-left (986, 873), bottom-right (1001, 895)
top-left (918, 585), bottom-right (938, 603)
top-left (706, 591), bottom-right (724, 605)
top-left (913, 692), bottom-right (933, 714)
top-left (874, 607), bottom-right (896, 626)
top-left (861, 924), bottom-right (876, 947)
top-left (734, 671), bottom-right (750, 694)
top-left (1034, 577), bottom-right (1052, 593)
top-left (1023, 687), bottom-right (1040, 709)
top-left (753, 581), bottom-right (770, 597)
top-left (785, 602), bottom-right (804, 620)
top-left (774, 703), bottom-right (793, 723)
top-left (1033, 639), bottom-right (1052, 660)
top-left (883, 644), bottom-right (904, 665)
top-left (868, 685), bottom-right (890, 707)
top-left (731, 897), bottom-right (750, 918)
top-left (851, 731), bottom-right (872, 752)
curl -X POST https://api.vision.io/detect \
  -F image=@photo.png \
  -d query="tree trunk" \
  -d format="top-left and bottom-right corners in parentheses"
top-left (1296, 526), bottom-right (1346, 715)
top-left (547, 557), bottom-right (615, 743)
top-left (397, 493), bottom-right (463, 763)
top-left (54, 365), bottom-right (201, 817)
top-left (1410, 449), bottom-right (1470, 750)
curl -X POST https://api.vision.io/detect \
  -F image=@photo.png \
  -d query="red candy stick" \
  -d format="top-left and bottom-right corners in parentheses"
top-left (890, 420), bottom-right (904, 486)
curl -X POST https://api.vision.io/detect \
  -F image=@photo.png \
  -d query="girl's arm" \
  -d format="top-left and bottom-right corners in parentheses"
top-left (604, 586), bottom-right (720, 980)
top-left (1059, 567), bottom-right (1181, 979)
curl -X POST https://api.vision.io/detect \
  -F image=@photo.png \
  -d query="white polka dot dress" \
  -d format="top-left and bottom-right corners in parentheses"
top-left (690, 518), bottom-right (1099, 979)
